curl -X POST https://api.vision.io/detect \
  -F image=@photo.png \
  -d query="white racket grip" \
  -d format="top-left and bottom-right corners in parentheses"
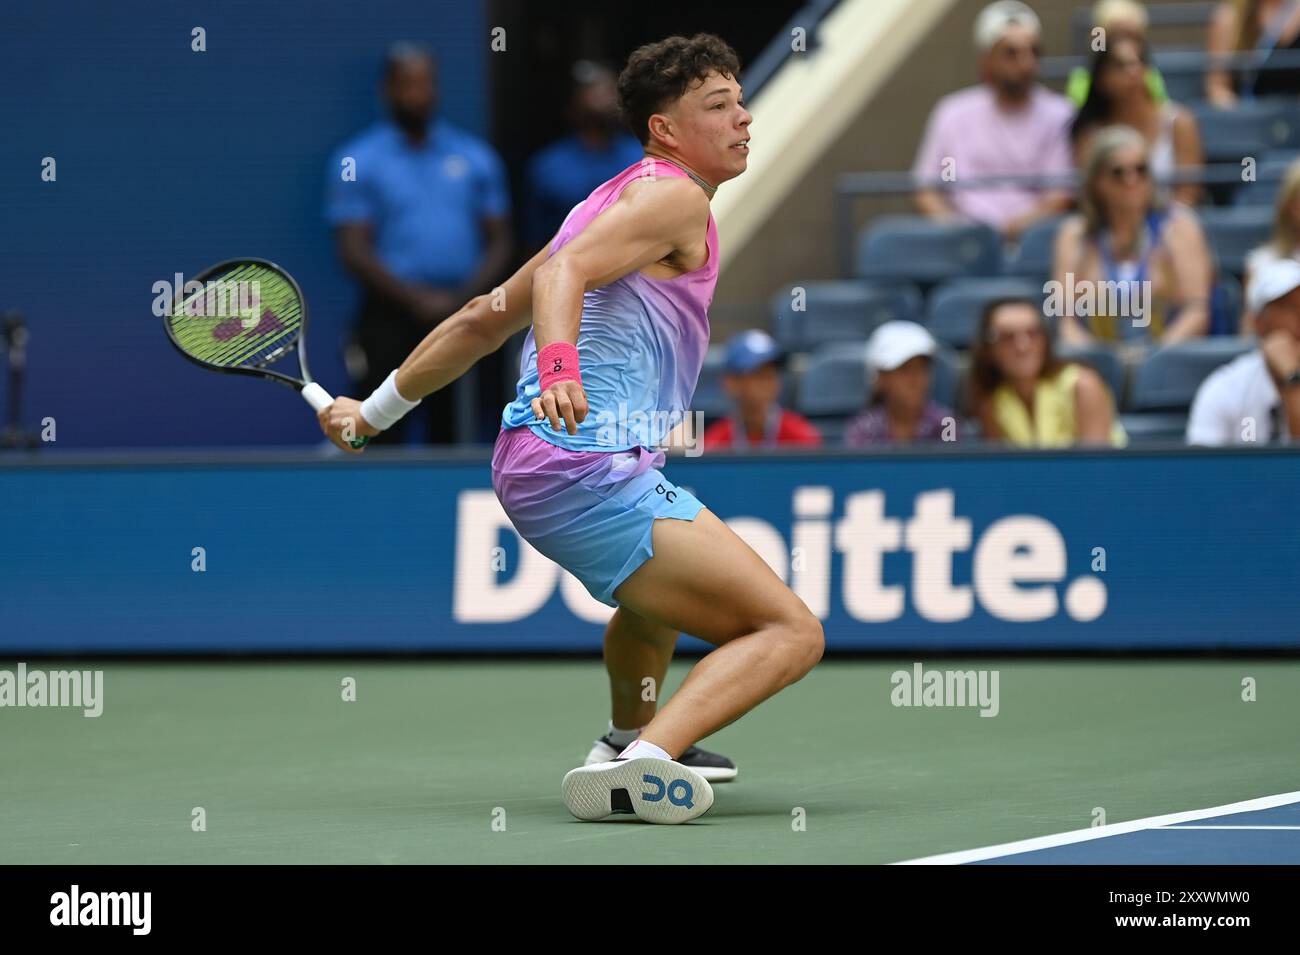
top-left (300, 382), bottom-right (334, 413)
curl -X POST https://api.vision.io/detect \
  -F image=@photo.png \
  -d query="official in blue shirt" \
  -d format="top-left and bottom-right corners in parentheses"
top-left (524, 61), bottom-right (645, 251)
top-left (326, 43), bottom-right (512, 444)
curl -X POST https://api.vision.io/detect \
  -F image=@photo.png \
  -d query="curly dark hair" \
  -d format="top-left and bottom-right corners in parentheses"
top-left (617, 33), bottom-right (741, 145)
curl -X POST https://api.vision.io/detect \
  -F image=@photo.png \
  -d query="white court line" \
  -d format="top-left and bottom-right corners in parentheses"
top-left (893, 790), bottom-right (1300, 865)
top-left (1158, 825), bottom-right (1300, 830)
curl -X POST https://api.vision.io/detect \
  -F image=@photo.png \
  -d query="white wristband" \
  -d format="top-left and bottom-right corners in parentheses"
top-left (360, 370), bottom-right (421, 432)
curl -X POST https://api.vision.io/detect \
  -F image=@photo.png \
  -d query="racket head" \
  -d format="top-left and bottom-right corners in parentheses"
top-left (164, 258), bottom-right (309, 387)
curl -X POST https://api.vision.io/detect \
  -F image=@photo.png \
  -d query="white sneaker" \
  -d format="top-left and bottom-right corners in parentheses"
top-left (584, 735), bottom-right (739, 783)
top-left (562, 757), bottom-right (714, 824)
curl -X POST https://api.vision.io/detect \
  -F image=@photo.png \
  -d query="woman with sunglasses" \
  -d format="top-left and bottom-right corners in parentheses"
top-left (1052, 125), bottom-right (1213, 346)
top-left (969, 297), bottom-right (1127, 447)
top-left (1070, 35), bottom-right (1203, 207)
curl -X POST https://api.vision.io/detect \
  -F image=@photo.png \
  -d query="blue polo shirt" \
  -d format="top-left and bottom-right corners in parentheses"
top-left (326, 119), bottom-right (510, 287)
top-left (525, 133), bottom-right (645, 246)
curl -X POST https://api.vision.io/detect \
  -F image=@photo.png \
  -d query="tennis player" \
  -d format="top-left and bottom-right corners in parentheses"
top-left (319, 34), bottom-right (824, 824)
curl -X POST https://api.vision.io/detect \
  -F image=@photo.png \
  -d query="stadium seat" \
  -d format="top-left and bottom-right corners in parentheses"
top-left (1231, 157), bottom-right (1294, 207)
top-left (796, 343), bottom-right (869, 418)
top-left (1058, 342), bottom-right (1127, 408)
top-left (795, 341), bottom-right (962, 420)
top-left (924, 277), bottom-right (1046, 348)
top-left (1119, 412), bottom-right (1190, 442)
top-left (929, 344), bottom-right (961, 412)
top-left (854, 216), bottom-right (1001, 285)
top-left (1210, 273), bottom-right (1243, 336)
top-left (1128, 338), bottom-right (1254, 411)
top-left (1150, 48), bottom-right (1204, 103)
top-left (1190, 99), bottom-right (1295, 164)
top-left (1198, 206), bottom-right (1274, 276)
top-left (769, 280), bottom-right (922, 349)
top-left (1002, 215), bottom-right (1066, 280)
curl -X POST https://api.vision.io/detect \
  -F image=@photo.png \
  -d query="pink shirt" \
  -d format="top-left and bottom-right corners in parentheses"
top-left (912, 84), bottom-right (1075, 229)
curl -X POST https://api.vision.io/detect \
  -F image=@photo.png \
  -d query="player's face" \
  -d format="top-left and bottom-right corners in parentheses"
top-left (667, 72), bottom-right (751, 183)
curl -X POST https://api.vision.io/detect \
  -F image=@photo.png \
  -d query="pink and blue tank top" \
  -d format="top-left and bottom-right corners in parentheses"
top-left (500, 157), bottom-right (718, 452)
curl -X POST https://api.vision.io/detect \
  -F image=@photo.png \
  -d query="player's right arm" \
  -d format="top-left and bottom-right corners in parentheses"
top-left (316, 241), bottom-right (550, 452)
top-left (528, 176), bottom-right (710, 434)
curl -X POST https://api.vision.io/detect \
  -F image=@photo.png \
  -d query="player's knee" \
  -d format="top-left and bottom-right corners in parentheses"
top-left (773, 609), bottom-right (823, 684)
top-left (790, 611), bottom-right (825, 677)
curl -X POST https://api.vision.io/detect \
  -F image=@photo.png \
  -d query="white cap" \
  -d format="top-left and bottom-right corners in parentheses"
top-left (866, 321), bottom-right (937, 372)
top-left (1248, 258), bottom-right (1300, 314)
top-left (974, 1), bottom-right (1042, 52)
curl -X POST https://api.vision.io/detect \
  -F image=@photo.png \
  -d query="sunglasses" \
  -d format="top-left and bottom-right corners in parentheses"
top-left (1107, 162), bottom-right (1150, 180)
top-left (987, 326), bottom-right (1045, 346)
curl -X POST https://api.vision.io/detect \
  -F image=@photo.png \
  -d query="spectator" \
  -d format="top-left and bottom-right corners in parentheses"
top-left (1187, 258), bottom-right (1300, 444)
top-left (524, 62), bottom-right (645, 252)
top-left (1242, 157), bottom-right (1300, 336)
top-left (701, 331), bottom-right (822, 451)
top-left (1053, 125), bottom-right (1212, 346)
top-left (1206, 0), bottom-right (1300, 107)
top-left (1067, 1), bottom-right (1169, 107)
top-left (326, 43), bottom-right (512, 444)
top-left (1070, 36), bottom-right (1203, 207)
top-left (844, 322), bottom-right (959, 446)
top-left (969, 297), bottom-right (1128, 447)
top-left (913, 1), bottom-right (1074, 240)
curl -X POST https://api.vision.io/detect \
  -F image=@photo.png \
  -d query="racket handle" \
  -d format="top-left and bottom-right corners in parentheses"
top-left (301, 382), bottom-right (370, 449)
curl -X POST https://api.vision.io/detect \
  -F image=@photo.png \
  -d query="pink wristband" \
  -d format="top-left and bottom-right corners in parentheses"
top-left (538, 341), bottom-right (581, 391)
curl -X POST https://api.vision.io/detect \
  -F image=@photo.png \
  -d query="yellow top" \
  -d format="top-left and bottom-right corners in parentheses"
top-left (990, 364), bottom-right (1128, 448)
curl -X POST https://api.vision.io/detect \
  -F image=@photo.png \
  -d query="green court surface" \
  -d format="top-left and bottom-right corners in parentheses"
top-left (1, 658), bottom-right (1296, 864)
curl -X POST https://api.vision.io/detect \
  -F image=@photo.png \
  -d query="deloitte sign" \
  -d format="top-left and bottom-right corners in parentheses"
top-left (452, 486), bottom-right (1107, 627)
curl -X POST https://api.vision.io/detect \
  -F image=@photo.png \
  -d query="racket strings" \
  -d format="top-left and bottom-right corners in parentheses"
top-left (169, 263), bottom-right (303, 370)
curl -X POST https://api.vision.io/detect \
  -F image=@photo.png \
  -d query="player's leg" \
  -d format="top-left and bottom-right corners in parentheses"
top-left (588, 606), bottom-right (741, 781)
top-left (603, 606), bottom-right (673, 732)
top-left (610, 507), bottom-right (824, 757)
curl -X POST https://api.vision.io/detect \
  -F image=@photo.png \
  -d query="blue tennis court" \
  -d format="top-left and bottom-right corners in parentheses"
top-left (899, 792), bottom-right (1300, 864)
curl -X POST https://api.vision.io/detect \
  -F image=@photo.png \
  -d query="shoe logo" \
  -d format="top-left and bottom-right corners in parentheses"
top-left (641, 774), bottom-right (695, 809)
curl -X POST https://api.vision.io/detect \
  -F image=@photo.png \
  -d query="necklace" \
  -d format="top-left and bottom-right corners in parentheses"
top-left (649, 155), bottom-right (716, 197)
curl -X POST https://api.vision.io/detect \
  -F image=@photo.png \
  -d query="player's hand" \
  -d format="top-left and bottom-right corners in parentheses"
top-left (317, 395), bottom-right (379, 453)
top-left (531, 380), bottom-right (588, 436)
top-left (1261, 329), bottom-right (1299, 385)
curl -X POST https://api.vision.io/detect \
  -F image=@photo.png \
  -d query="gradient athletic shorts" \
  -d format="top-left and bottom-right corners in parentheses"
top-left (490, 425), bottom-right (705, 607)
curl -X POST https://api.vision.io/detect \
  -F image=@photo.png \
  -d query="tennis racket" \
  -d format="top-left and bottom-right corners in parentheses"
top-left (163, 257), bottom-right (368, 449)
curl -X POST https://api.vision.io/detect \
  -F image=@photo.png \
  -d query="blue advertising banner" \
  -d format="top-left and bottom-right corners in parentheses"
top-left (2, 446), bottom-right (1297, 653)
